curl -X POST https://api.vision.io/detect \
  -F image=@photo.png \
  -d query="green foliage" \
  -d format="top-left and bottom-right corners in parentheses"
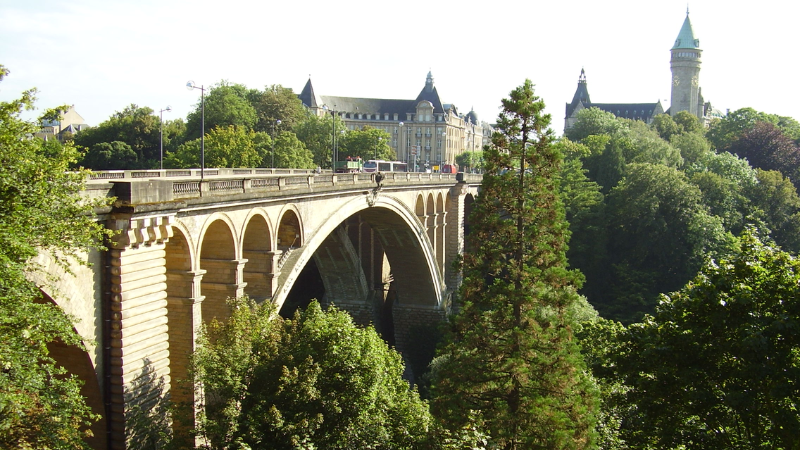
top-left (670, 130), bottom-right (711, 165)
top-left (431, 80), bottom-right (599, 449)
top-left (165, 126), bottom-right (266, 168)
top-left (294, 113), bottom-right (345, 169)
top-left (564, 107), bottom-right (622, 142)
top-left (74, 103), bottom-right (171, 169)
top-left (454, 150), bottom-right (484, 172)
top-left (601, 163), bottom-right (734, 322)
top-left (82, 141), bottom-right (138, 170)
top-left (747, 169), bottom-right (800, 253)
top-left (585, 231), bottom-right (800, 449)
top-left (0, 65), bottom-right (110, 449)
top-left (248, 84), bottom-right (308, 133)
top-left (271, 131), bottom-right (314, 169)
top-left (186, 298), bottom-right (452, 450)
top-left (186, 81), bottom-right (257, 141)
top-left (706, 107), bottom-right (800, 151)
top-left (340, 126), bottom-right (394, 162)
top-left (650, 114), bottom-right (681, 141)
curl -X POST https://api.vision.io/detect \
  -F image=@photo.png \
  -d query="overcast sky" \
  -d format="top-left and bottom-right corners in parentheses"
top-left (2, 0), bottom-right (796, 134)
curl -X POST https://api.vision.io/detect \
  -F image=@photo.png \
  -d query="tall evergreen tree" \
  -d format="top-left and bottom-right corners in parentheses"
top-left (431, 80), bottom-right (598, 449)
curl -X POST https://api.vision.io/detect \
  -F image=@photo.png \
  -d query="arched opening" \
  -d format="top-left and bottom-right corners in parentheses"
top-left (40, 292), bottom-right (107, 450)
top-left (436, 193), bottom-right (445, 276)
top-left (426, 194), bottom-right (436, 264)
top-left (199, 219), bottom-right (239, 324)
top-left (242, 215), bottom-right (274, 302)
top-left (280, 257), bottom-right (324, 318)
top-left (164, 227), bottom-right (199, 410)
top-left (464, 193), bottom-right (476, 252)
top-left (277, 210), bottom-right (302, 250)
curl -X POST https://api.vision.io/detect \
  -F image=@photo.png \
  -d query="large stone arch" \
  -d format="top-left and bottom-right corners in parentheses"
top-left (30, 258), bottom-right (107, 450)
top-left (198, 217), bottom-right (242, 323)
top-left (273, 194), bottom-right (442, 311)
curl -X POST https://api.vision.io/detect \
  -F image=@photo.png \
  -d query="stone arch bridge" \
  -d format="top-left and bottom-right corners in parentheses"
top-left (34, 168), bottom-right (480, 449)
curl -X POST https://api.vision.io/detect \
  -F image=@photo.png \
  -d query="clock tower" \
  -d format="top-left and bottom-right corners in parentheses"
top-left (670, 10), bottom-right (703, 119)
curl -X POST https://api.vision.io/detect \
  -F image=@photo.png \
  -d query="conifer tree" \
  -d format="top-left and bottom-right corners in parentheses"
top-left (431, 80), bottom-right (598, 450)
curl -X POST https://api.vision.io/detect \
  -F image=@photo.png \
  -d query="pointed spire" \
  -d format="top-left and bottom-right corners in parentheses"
top-left (672, 11), bottom-right (700, 49)
top-left (299, 77), bottom-right (318, 108)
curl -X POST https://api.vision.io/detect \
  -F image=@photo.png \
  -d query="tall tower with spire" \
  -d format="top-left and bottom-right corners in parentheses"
top-left (670, 10), bottom-right (703, 119)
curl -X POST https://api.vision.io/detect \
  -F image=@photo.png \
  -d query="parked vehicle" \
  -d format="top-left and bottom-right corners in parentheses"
top-left (334, 157), bottom-right (364, 173)
top-left (363, 160), bottom-right (408, 173)
top-left (441, 164), bottom-right (458, 173)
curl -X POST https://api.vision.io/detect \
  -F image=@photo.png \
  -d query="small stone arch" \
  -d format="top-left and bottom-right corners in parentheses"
top-left (164, 226), bottom-right (202, 410)
top-left (415, 194), bottom-right (425, 219)
top-left (241, 212), bottom-right (276, 302)
top-left (436, 192), bottom-right (446, 274)
top-left (277, 207), bottom-right (303, 250)
top-left (199, 218), bottom-right (242, 324)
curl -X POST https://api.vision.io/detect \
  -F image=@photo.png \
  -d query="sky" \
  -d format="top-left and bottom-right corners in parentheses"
top-left (2, 0), bottom-right (797, 135)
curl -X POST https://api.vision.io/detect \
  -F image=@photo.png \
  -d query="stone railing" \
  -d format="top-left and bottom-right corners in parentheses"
top-left (88, 169), bottom-right (482, 206)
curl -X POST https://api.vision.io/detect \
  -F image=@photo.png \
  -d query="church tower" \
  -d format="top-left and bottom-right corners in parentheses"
top-left (670, 10), bottom-right (703, 119)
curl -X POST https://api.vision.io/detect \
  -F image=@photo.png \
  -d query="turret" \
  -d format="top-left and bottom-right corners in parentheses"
top-left (670, 10), bottom-right (703, 119)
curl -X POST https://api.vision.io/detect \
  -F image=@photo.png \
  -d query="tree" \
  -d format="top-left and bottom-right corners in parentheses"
top-left (294, 113), bottom-right (345, 169)
top-left (747, 169), bottom-right (800, 253)
top-left (185, 82), bottom-right (257, 141)
top-left (727, 121), bottom-right (800, 181)
top-left (165, 125), bottom-right (264, 169)
top-left (0, 65), bottom-right (110, 449)
top-left (602, 163), bottom-right (734, 322)
top-left (650, 113), bottom-right (680, 141)
top-left (455, 150), bottom-right (484, 172)
top-left (271, 131), bottom-right (315, 169)
top-left (564, 107), bottom-right (622, 142)
top-left (184, 298), bottom-right (451, 450)
top-left (587, 231), bottom-right (800, 449)
top-left (340, 126), bottom-right (393, 161)
top-left (431, 80), bottom-right (598, 449)
top-left (74, 104), bottom-right (162, 169)
top-left (82, 141), bottom-right (138, 170)
top-left (673, 110), bottom-right (703, 135)
top-left (248, 84), bottom-right (308, 133)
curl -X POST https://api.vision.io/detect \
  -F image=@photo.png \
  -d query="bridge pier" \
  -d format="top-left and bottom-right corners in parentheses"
top-left (107, 214), bottom-right (175, 449)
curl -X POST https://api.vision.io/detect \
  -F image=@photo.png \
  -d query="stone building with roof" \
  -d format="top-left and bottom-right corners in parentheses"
top-left (565, 11), bottom-right (722, 134)
top-left (35, 105), bottom-right (89, 142)
top-left (298, 71), bottom-right (491, 171)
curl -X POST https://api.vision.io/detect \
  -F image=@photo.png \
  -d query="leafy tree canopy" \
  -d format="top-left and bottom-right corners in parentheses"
top-left (74, 103), bottom-right (180, 169)
top-left (183, 298), bottom-right (473, 450)
top-left (165, 125), bottom-right (265, 169)
top-left (340, 126), bottom-right (393, 162)
top-left (293, 113), bottom-right (346, 169)
top-left (0, 65), bottom-right (110, 449)
top-left (583, 231), bottom-right (800, 449)
top-left (248, 84), bottom-right (308, 133)
top-left (185, 81), bottom-right (257, 141)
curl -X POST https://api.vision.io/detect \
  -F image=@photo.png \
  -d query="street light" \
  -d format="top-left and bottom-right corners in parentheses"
top-left (398, 121), bottom-right (405, 166)
top-left (323, 105), bottom-right (338, 170)
top-left (375, 136), bottom-right (382, 162)
top-left (271, 119), bottom-right (281, 169)
top-left (159, 106), bottom-right (171, 170)
top-left (186, 81), bottom-right (205, 180)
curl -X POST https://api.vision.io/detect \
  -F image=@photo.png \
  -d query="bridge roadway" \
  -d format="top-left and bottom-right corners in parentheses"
top-left (32, 168), bottom-right (480, 449)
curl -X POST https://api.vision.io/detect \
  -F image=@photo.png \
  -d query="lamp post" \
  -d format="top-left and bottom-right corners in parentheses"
top-left (323, 105), bottom-right (338, 170)
top-left (159, 106), bottom-right (171, 170)
top-left (186, 81), bottom-right (205, 180)
top-left (271, 119), bottom-right (281, 169)
top-left (375, 136), bottom-right (382, 162)
top-left (398, 121), bottom-right (405, 166)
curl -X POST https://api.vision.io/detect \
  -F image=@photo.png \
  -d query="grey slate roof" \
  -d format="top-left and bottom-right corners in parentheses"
top-left (318, 96), bottom-right (418, 115)
top-left (589, 103), bottom-right (663, 121)
top-left (298, 78), bottom-right (318, 108)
